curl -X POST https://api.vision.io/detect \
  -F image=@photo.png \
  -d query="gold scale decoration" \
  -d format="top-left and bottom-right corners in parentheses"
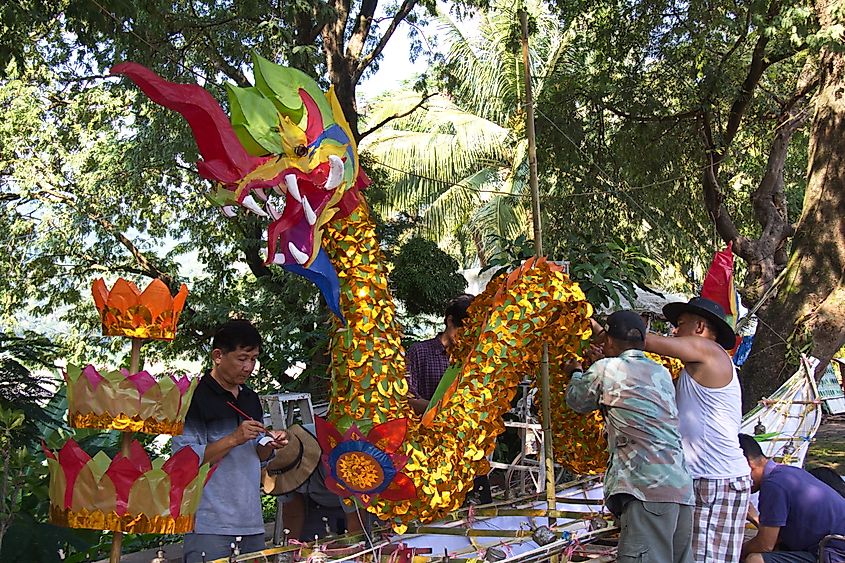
top-left (45, 278), bottom-right (211, 562)
top-left (323, 203), bottom-right (600, 528)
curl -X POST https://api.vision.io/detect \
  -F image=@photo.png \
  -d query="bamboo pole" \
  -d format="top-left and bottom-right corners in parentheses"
top-left (109, 338), bottom-right (142, 563)
top-left (554, 497), bottom-right (605, 505)
top-left (470, 507), bottom-right (600, 519)
top-left (411, 527), bottom-right (535, 538)
top-left (518, 7), bottom-right (556, 536)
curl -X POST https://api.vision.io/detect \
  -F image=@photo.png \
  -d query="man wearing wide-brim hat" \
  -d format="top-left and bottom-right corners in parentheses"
top-left (646, 296), bottom-right (751, 563)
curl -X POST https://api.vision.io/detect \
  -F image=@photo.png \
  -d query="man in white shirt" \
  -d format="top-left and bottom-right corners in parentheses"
top-left (646, 297), bottom-right (751, 563)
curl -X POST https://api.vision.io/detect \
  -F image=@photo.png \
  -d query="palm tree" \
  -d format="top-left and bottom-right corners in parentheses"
top-left (360, 0), bottom-right (572, 266)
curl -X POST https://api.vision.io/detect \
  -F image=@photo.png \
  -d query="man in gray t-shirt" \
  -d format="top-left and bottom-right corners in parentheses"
top-left (173, 320), bottom-right (290, 562)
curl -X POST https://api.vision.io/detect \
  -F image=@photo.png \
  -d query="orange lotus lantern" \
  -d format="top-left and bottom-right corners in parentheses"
top-left (92, 278), bottom-right (188, 340)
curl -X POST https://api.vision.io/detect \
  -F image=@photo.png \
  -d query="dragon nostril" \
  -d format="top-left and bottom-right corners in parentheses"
top-left (295, 144), bottom-right (308, 157)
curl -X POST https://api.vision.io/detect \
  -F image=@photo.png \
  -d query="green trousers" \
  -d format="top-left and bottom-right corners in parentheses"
top-left (613, 494), bottom-right (694, 563)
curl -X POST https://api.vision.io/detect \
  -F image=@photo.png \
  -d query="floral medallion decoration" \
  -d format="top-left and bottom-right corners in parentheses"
top-left (64, 364), bottom-right (198, 435)
top-left (92, 278), bottom-right (188, 340)
top-left (315, 416), bottom-right (416, 506)
top-left (44, 439), bottom-right (214, 534)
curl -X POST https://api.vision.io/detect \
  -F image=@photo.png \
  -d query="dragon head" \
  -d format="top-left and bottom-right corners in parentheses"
top-left (218, 54), bottom-right (368, 267)
top-left (113, 55), bottom-right (369, 320)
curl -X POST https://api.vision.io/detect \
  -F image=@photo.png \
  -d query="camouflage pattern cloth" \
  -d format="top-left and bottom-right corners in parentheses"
top-left (566, 349), bottom-right (694, 507)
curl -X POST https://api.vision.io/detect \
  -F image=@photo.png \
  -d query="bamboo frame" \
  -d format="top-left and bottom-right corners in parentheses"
top-left (740, 354), bottom-right (823, 466)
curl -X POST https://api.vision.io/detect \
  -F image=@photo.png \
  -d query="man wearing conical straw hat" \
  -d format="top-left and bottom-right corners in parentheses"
top-left (174, 319), bottom-right (291, 562)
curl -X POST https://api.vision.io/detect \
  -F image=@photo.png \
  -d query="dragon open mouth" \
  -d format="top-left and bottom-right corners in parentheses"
top-left (221, 155), bottom-right (347, 266)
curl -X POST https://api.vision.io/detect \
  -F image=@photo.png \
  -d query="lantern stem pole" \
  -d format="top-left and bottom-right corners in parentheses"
top-left (109, 338), bottom-right (143, 563)
top-left (518, 7), bottom-right (556, 535)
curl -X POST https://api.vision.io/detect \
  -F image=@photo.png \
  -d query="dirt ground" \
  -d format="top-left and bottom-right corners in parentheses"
top-left (805, 413), bottom-right (845, 473)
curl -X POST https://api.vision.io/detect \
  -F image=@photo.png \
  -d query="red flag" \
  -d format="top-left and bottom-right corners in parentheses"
top-left (702, 242), bottom-right (738, 327)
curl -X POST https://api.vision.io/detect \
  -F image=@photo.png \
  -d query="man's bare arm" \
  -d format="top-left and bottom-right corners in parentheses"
top-left (645, 333), bottom-right (733, 388)
top-left (741, 525), bottom-right (779, 559)
top-left (645, 333), bottom-right (714, 364)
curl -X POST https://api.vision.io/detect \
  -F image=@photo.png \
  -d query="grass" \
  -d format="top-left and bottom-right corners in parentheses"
top-left (804, 415), bottom-right (845, 473)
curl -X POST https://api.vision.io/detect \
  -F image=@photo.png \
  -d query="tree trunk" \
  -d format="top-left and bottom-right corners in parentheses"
top-left (740, 15), bottom-right (845, 410)
top-left (330, 68), bottom-right (361, 141)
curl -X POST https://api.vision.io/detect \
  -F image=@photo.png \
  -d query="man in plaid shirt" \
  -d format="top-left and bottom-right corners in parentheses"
top-left (405, 294), bottom-right (493, 503)
top-left (405, 294), bottom-right (474, 414)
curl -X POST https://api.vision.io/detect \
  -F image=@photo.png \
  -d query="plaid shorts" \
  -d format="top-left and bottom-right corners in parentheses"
top-left (691, 475), bottom-right (751, 563)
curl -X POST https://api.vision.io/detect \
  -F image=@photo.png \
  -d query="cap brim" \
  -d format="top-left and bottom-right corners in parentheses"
top-left (662, 302), bottom-right (736, 350)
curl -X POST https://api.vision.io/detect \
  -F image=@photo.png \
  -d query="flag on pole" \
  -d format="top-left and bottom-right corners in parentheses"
top-left (701, 241), bottom-right (739, 328)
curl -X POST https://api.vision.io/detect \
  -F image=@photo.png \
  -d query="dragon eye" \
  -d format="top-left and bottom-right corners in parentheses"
top-left (295, 145), bottom-right (308, 157)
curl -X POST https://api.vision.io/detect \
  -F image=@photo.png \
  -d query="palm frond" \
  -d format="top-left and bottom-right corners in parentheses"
top-left (418, 169), bottom-right (492, 240)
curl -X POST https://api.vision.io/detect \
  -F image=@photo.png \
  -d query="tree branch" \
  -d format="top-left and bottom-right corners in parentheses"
top-left (33, 184), bottom-right (177, 287)
top-left (204, 38), bottom-right (251, 87)
top-left (346, 0), bottom-right (378, 61)
top-left (358, 91), bottom-right (436, 139)
top-left (722, 0), bottom-right (783, 147)
top-left (354, 0), bottom-right (418, 82)
top-left (602, 103), bottom-right (700, 123)
top-left (235, 220), bottom-right (273, 279)
top-left (701, 112), bottom-right (743, 245)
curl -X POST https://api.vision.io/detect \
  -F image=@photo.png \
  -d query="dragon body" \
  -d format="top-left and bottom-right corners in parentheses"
top-left (113, 56), bottom-right (607, 530)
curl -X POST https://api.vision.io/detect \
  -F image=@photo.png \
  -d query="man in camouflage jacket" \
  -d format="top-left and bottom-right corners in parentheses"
top-left (566, 310), bottom-right (694, 563)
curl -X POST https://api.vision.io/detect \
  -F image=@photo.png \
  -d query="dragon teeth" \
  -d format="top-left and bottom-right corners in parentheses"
top-left (241, 195), bottom-right (268, 217)
top-left (325, 155), bottom-right (343, 190)
top-left (302, 196), bottom-right (317, 226)
top-left (222, 206), bottom-right (237, 218)
top-left (266, 201), bottom-right (281, 220)
top-left (253, 188), bottom-right (268, 201)
top-left (272, 252), bottom-right (285, 265)
top-left (284, 174), bottom-right (302, 202)
top-left (288, 242), bottom-right (309, 265)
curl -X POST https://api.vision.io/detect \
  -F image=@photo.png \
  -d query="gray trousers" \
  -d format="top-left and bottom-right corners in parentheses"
top-left (613, 494), bottom-right (693, 563)
top-left (182, 532), bottom-right (265, 562)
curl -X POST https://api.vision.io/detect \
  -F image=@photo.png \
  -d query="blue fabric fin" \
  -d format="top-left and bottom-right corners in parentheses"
top-left (284, 248), bottom-right (346, 325)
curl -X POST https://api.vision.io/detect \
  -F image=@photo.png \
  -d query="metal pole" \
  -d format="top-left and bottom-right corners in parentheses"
top-left (519, 8), bottom-right (556, 533)
top-left (110, 338), bottom-right (142, 563)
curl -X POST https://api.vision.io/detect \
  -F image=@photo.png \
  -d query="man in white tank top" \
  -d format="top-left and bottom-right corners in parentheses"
top-left (646, 297), bottom-right (751, 563)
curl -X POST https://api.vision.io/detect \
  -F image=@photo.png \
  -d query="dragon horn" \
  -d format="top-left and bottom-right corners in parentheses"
top-left (110, 62), bottom-right (265, 185)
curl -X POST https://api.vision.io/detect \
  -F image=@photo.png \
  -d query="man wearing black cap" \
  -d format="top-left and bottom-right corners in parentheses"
top-left (565, 310), bottom-right (694, 562)
top-left (646, 297), bottom-right (750, 563)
